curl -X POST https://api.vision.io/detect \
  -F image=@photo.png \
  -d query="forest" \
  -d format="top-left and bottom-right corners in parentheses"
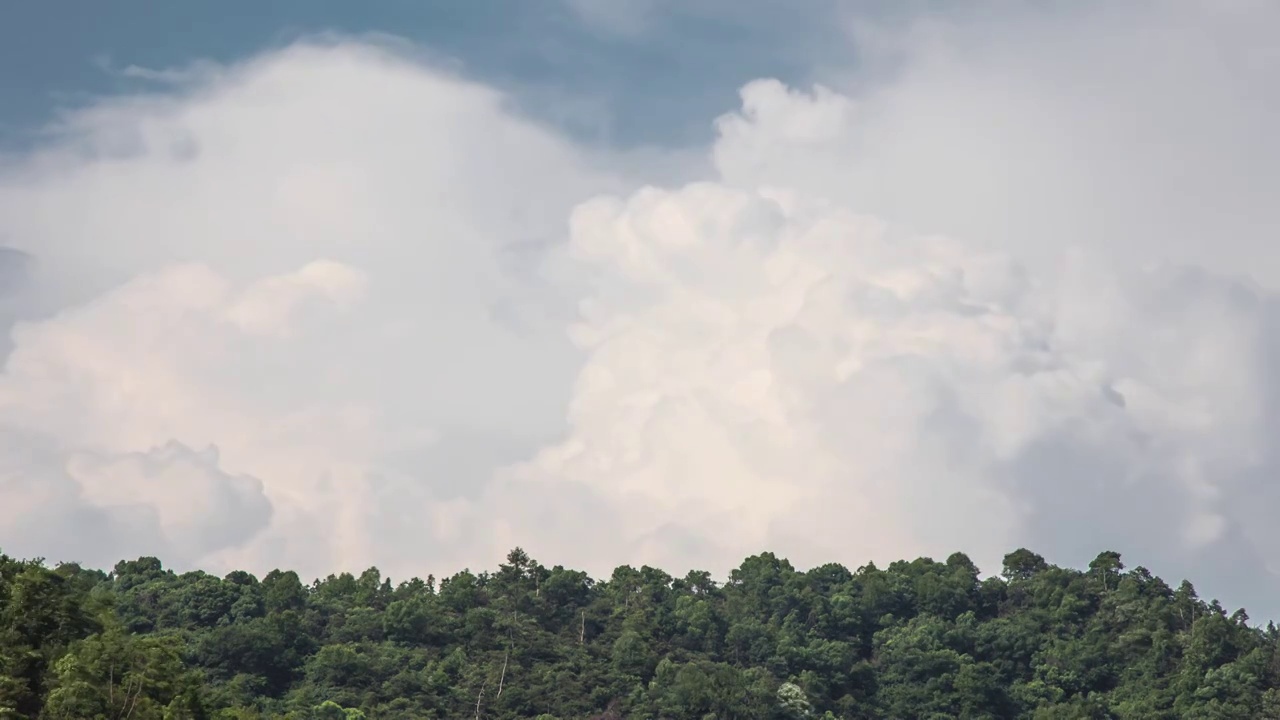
top-left (1, 545), bottom-right (1277, 719)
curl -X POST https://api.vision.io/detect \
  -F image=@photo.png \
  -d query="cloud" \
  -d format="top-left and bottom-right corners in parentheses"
top-left (68, 442), bottom-right (273, 566)
top-left (0, 432), bottom-right (270, 569)
top-left (0, 259), bottom-right (393, 574)
top-left (492, 183), bottom-right (1280, 616)
top-left (720, 0), bottom-right (1280, 283)
top-left (0, 38), bottom-right (625, 580)
top-left (2, 0), bottom-right (1280, 619)
top-left (499, 0), bottom-right (1280, 612)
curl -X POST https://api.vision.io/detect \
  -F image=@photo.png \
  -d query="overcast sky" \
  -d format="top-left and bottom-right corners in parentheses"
top-left (3, 0), bottom-right (1280, 619)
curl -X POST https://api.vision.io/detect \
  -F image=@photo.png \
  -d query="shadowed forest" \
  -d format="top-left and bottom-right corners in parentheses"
top-left (2, 546), bottom-right (1278, 719)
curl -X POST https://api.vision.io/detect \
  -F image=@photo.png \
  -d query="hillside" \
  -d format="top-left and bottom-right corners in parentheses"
top-left (1, 547), bottom-right (1276, 719)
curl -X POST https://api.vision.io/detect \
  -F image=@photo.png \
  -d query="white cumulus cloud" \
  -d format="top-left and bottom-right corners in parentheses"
top-left (0, 38), bottom-right (624, 581)
top-left (1, 0), bottom-right (1280, 619)
top-left (493, 184), bottom-right (1280, 617)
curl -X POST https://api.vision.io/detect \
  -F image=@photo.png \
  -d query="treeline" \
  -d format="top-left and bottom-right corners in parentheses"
top-left (1, 546), bottom-right (1278, 719)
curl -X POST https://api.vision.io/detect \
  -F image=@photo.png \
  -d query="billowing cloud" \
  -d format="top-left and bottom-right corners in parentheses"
top-left (0, 38), bottom-right (620, 581)
top-left (493, 184), bottom-right (1280, 615)
top-left (2, 1), bottom-right (1280, 618)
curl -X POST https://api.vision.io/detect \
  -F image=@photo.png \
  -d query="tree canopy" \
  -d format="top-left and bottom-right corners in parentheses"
top-left (2, 546), bottom-right (1278, 719)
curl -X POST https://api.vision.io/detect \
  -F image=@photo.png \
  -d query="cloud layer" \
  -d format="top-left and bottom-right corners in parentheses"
top-left (3, 2), bottom-right (1280, 616)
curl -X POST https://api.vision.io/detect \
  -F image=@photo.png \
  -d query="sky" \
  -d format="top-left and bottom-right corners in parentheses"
top-left (0, 0), bottom-right (852, 151)
top-left (2, 0), bottom-right (1280, 618)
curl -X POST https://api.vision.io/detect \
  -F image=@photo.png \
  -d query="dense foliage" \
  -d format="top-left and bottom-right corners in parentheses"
top-left (2, 546), bottom-right (1279, 719)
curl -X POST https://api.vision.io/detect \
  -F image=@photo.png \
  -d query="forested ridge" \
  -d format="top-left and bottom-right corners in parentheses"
top-left (1, 546), bottom-right (1278, 720)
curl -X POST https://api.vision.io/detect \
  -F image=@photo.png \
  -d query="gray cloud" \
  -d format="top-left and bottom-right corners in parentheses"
top-left (0, 431), bottom-right (271, 569)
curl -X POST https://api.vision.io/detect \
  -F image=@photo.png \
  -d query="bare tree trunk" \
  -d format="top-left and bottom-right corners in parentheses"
top-left (474, 681), bottom-right (486, 720)
top-left (496, 647), bottom-right (510, 700)
top-left (580, 610), bottom-right (586, 645)
top-left (119, 674), bottom-right (143, 720)
top-left (115, 675), bottom-right (134, 720)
